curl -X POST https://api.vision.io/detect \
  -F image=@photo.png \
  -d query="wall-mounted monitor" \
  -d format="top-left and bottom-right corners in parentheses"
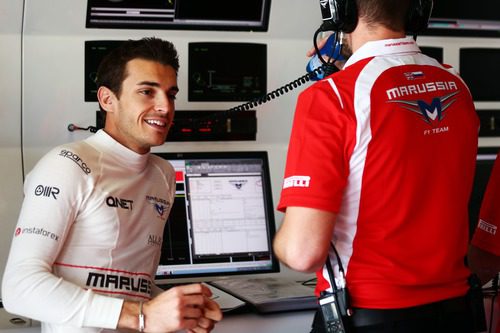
top-left (84, 40), bottom-right (124, 102)
top-left (459, 48), bottom-right (500, 101)
top-left (424, 0), bottom-right (500, 37)
top-left (477, 110), bottom-right (500, 137)
top-left (86, 0), bottom-right (271, 32)
top-left (153, 151), bottom-right (279, 282)
top-left (419, 46), bottom-right (443, 63)
top-left (188, 42), bottom-right (267, 102)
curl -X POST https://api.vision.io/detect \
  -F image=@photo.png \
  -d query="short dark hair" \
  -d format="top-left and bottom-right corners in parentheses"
top-left (356, 0), bottom-right (410, 31)
top-left (95, 37), bottom-right (179, 98)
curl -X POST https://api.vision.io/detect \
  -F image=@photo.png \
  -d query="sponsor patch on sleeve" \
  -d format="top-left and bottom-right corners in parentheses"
top-left (283, 176), bottom-right (311, 189)
top-left (477, 219), bottom-right (497, 236)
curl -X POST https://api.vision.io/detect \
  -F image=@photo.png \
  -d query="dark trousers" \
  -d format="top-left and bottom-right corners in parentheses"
top-left (310, 295), bottom-right (475, 333)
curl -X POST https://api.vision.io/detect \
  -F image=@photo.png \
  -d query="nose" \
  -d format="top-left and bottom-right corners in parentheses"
top-left (154, 93), bottom-right (172, 114)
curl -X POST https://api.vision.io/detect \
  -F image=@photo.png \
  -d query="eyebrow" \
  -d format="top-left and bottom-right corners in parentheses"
top-left (137, 81), bottom-right (179, 93)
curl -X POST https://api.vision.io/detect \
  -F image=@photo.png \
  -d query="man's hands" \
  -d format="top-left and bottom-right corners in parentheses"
top-left (306, 33), bottom-right (331, 57)
top-left (118, 283), bottom-right (222, 333)
top-left (307, 32), bottom-right (347, 71)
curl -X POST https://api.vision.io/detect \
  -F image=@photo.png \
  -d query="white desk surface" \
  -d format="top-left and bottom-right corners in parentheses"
top-left (1, 299), bottom-right (498, 333)
top-left (0, 272), bottom-right (317, 333)
top-left (0, 309), bottom-right (316, 333)
top-left (2, 288), bottom-right (496, 332)
top-left (214, 310), bottom-right (315, 333)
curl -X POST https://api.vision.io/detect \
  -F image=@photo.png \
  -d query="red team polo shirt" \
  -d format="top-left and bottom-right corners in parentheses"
top-left (472, 153), bottom-right (500, 257)
top-left (471, 152), bottom-right (500, 333)
top-left (278, 37), bottom-right (479, 309)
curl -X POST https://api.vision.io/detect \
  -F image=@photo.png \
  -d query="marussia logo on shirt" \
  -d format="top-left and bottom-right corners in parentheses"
top-left (283, 176), bottom-right (311, 189)
top-left (477, 219), bottom-right (497, 236)
top-left (387, 91), bottom-right (459, 125)
top-left (146, 195), bottom-right (170, 220)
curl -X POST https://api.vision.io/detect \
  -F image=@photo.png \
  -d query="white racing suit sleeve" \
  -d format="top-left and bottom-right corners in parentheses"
top-left (1, 148), bottom-right (123, 330)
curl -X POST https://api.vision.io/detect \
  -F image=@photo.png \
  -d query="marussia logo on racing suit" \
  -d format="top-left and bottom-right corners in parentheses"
top-left (146, 195), bottom-right (170, 219)
top-left (86, 272), bottom-right (152, 295)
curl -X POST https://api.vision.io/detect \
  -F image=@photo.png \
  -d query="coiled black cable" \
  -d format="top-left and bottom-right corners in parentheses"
top-left (227, 27), bottom-right (340, 113)
top-left (227, 61), bottom-right (337, 112)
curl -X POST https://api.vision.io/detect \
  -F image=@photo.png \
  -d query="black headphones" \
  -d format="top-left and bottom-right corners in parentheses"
top-left (319, 0), bottom-right (433, 34)
top-left (406, 0), bottom-right (434, 35)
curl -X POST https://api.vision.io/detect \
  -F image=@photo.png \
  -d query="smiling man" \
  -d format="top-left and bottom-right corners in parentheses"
top-left (2, 37), bottom-right (222, 333)
top-left (98, 57), bottom-right (179, 153)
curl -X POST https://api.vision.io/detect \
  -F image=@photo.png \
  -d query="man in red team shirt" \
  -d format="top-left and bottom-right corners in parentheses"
top-left (274, 0), bottom-right (481, 332)
top-left (469, 152), bottom-right (500, 333)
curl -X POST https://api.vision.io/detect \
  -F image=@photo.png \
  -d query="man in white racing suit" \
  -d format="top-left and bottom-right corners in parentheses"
top-left (2, 37), bottom-right (222, 333)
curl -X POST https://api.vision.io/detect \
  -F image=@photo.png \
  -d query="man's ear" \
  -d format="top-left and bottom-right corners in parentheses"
top-left (97, 86), bottom-right (117, 113)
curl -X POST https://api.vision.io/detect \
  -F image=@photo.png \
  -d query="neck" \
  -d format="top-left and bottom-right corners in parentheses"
top-left (348, 18), bottom-right (406, 53)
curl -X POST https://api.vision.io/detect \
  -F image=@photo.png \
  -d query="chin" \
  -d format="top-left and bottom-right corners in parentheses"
top-left (150, 136), bottom-right (168, 147)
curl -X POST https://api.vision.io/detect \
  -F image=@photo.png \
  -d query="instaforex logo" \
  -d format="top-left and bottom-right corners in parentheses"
top-left (15, 227), bottom-right (60, 241)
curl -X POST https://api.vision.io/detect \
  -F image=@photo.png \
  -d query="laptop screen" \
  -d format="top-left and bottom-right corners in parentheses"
top-left (153, 151), bottom-right (279, 282)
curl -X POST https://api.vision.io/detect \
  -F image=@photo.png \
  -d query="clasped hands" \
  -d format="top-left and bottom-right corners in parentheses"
top-left (120, 283), bottom-right (222, 333)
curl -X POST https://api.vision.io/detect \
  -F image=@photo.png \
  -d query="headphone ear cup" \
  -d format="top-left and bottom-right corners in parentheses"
top-left (406, 0), bottom-right (433, 34)
top-left (340, 0), bottom-right (358, 33)
top-left (321, 0), bottom-right (358, 33)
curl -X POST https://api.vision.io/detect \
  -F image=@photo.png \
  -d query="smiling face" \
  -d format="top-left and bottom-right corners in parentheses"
top-left (98, 58), bottom-right (179, 154)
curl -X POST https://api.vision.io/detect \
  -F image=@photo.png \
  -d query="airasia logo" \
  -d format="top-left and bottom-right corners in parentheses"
top-left (15, 227), bottom-right (22, 237)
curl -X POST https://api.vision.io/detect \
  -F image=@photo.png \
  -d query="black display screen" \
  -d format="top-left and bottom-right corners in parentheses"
top-left (84, 40), bottom-right (124, 102)
top-left (86, 0), bottom-right (271, 31)
top-left (460, 48), bottom-right (500, 101)
top-left (188, 42), bottom-right (267, 102)
top-left (419, 46), bottom-right (443, 63)
top-left (153, 151), bottom-right (279, 282)
top-left (424, 0), bottom-right (500, 37)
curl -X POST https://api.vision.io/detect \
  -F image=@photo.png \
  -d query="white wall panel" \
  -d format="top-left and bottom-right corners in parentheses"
top-left (0, 0), bottom-right (24, 291)
top-left (21, 0), bottom-right (321, 171)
